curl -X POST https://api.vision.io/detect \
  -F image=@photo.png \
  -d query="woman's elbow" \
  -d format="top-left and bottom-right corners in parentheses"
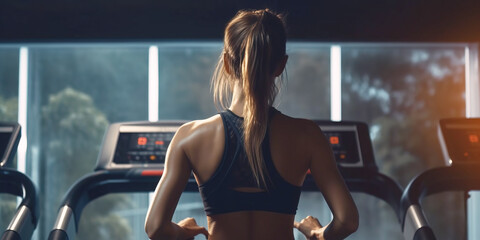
top-left (344, 217), bottom-right (359, 234)
top-left (145, 221), bottom-right (176, 240)
top-left (335, 210), bottom-right (359, 236)
top-left (145, 218), bottom-right (163, 240)
top-left (344, 210), bottom-right (359, 234)
top-left (145, 221), bottom-right (157, 239)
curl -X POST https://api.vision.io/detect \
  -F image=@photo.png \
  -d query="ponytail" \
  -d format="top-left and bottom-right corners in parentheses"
top-left (212, 9), bottom-right (286, 187)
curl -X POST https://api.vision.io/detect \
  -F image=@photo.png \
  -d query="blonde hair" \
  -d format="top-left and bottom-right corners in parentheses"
top-left (212, 9), bottom-right (287, 187)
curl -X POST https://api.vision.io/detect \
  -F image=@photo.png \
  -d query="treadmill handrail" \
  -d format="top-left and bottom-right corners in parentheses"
top-left (48, 168), bottom-right (404, 240)
top-left (346, 171), bottom-right (403, 223)
top-left (400, 164), bottom-right (480, 240)
top-left (0, 168), bottom-right (39, 240)
top-left (48, 170), bottom-right (173, 240)
top-left (304, 168), bottom-right (404, 223)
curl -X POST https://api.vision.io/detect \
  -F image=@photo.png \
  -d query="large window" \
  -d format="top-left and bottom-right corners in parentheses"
top-left (0, 47), bottom-right (19, 232)
top-left (277, 44), bottom-right (331, 118)
top-left (0, 43), bottom-right (475, 240)
top-left (26, 46), bottom-right (149, 239)
top-left (157, 43), bottom-right (222, 120)
top-left (342, 45), bottom-right (466, 239)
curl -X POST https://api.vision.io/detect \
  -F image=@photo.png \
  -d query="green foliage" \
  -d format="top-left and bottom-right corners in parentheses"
top-left (78, 195), bottom-right (132, 240)
top-left (41, 88), bottom-right (130, 240)
top-left (35, 48), bottom-right (148, 122)
top-left (42, 88), bottom-right (109, 186)
top-left (0, 96), bottom-right (18, 231)
top-left (0, 195), bottom-right (17, 232)
top-left (0, 96), bottom-right (18, 122)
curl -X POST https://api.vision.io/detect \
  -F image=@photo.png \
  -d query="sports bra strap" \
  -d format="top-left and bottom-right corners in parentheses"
top-left (198, 107), bottom-right (301, 216)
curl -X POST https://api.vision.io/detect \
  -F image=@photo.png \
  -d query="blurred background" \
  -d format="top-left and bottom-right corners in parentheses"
top-left (1, 1), bottom-right (479, 239)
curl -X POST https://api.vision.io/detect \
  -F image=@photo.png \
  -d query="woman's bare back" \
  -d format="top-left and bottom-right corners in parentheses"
top-left (184, 111), bottom-right (322, 239)
top-left (207, 211), bottom-right (295, 240)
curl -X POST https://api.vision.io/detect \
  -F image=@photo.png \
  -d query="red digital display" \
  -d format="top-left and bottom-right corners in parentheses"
top-left (137, 137), bottom-right (148, 145)
top-left (469, 134), bottom-right (479, 143)
top-left (330, 136), bottom-right (339, 145)
top-left (114, 132), bottom-right (174, 165)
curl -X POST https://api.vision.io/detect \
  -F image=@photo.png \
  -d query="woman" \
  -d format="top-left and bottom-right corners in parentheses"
top-left (145, 9), bottom-right (358, 240)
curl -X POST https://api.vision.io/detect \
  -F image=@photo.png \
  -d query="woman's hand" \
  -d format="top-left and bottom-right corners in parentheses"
top-left (294, 216), bottom-right (324, 240)
top-left (178, 217), bottom-right (209, 240)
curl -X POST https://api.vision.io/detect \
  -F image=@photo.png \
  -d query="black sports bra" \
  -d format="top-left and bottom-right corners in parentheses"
top-left (198, 108), bottom-right (301, 216)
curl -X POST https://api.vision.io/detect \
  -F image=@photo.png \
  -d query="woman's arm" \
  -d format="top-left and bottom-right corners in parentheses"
top-left (305, 121), bottom-right (359, 239)
top-left (144, 124), bottom-right (208, 240)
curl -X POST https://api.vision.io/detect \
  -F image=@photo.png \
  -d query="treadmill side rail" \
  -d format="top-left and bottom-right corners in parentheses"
top-left (50, 206), bottom-right (76, 240)
top-left (5, 206), bottom-right (35, 239)
top-left (401, 164), bottom-right (480, 240)
top-left (0, 168), bottom-right (38, 240)
top-left (403, 204), bottom-right (431, 240)
top-left (47, 170), bottom-right (167, 240)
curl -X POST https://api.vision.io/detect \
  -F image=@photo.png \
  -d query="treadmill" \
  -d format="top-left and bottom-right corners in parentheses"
top-left (48, 120), bottom-right (403, 240)
top-left (311, 121), bottom-right (404, 225)
top-left (0, 123), bottom-right (39, 240)
top-left (400, 118), bottom-right (480, 240)
top-left (47, 121), bottom-right (188, 240)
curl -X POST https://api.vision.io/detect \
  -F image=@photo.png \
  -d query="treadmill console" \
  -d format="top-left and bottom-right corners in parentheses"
top-left (439, 118), bottom-right (480, 165)
top-left (95, 120), bottom-right (376, 171)
top-left (0, 122), bottom-right (21, 167)
top-left (96, 121), bottom-right (185, 170)
top-left (316, 121), bottom-right (377, 169)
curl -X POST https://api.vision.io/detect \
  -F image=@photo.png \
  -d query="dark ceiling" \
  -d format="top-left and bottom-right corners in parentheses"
top-left (1, 0), bottom-right (479, 43)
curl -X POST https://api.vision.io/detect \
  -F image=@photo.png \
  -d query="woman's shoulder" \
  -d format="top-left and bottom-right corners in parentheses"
top-left (175, 114), bottom-right (224, 141)
top-left (175, 115), bottom-right (225, 164)
top-left (273, 112), bottom-right (322, 135)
